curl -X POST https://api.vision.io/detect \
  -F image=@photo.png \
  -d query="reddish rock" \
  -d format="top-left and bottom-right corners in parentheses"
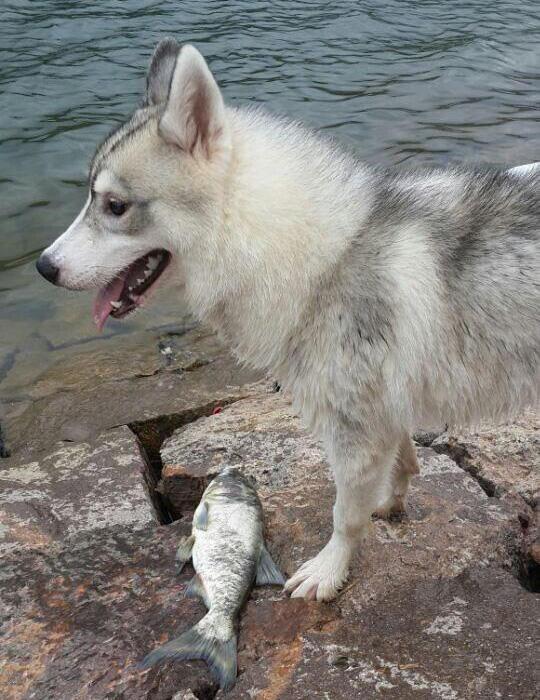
top-left (432, 412), bottom-right (539, 506)
top-left (1, 387), bottom-right (538, 699)
top-left (160, 392), bottom-right (539, 699)
top-left (0, 423), bottom-right (217, 699)
top-left (1, 522), bottom-right (217, 700)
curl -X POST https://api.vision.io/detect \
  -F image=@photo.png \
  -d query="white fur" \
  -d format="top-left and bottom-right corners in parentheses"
top-left (41, 45), bottom-right (539, 601)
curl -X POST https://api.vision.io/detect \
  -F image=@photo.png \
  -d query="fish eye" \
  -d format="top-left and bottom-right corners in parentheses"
top-left (107, 197), bottom-right (129, 217)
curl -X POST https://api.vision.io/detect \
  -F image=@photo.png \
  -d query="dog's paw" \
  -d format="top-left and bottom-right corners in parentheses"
top-left (284, 537), bottom-right (351, 601)
top-left (373, 494), bottom-right (407, 520)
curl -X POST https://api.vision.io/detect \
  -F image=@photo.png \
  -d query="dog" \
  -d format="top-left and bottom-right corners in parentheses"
top-left (37, 39), bottom-right (539, 601)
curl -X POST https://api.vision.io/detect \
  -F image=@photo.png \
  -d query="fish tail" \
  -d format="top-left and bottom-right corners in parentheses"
top-left (139, 613), bottom-right (237, 691)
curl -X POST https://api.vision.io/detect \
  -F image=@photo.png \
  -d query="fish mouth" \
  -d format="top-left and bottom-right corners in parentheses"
top-left (93, 248), bottom-right (171, 331)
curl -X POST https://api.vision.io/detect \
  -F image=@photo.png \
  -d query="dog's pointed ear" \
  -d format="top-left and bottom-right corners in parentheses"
top-left (159, 45), bottom-right (229, 157)
top-left (146, 38), bottom-right (181, 106)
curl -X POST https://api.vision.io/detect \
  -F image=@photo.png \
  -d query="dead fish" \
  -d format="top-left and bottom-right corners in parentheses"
top-left (140, 466), bottom-right (284, 691)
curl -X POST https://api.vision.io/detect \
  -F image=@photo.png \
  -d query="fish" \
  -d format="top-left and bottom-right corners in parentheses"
top-left (139, 466), bottom-right (285, 691)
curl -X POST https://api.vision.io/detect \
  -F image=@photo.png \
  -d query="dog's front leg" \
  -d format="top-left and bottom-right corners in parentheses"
top-left (284, 427), bottom-right (399, 601)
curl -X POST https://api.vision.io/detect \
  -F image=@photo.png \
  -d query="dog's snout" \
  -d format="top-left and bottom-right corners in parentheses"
top-left (36, 254), bottom-right (60, 285)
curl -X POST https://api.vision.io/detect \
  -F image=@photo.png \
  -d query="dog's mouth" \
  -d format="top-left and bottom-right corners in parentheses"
top-left (93, 249), bottom-right (171, 331)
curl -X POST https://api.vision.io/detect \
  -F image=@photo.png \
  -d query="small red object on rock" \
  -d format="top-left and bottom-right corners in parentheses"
top-left (212, 406), bottom-right (223, 415)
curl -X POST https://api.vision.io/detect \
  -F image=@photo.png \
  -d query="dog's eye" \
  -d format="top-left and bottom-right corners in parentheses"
top-left (108, 198), bottom-right (128, 217)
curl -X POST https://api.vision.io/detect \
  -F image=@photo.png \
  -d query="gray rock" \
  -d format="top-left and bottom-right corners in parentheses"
top-left (2, 384), bottom-right (538, 699)
top-left (1, 326), bottom-right (259, 458)
top-left (431, 412), bottom-right (539, 506)
top-left (160, 391), bottom-right (538, 699)
top-left (0, 426), bottom-right (156, 556)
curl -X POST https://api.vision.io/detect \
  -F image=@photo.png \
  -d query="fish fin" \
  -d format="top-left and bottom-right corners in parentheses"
top-left (193, 501), bottom-right (209, 531)
top-left (139, 618), bottom-right (237, 691)
top-left (185, 574), bottom-right (209, 607)
top-left (256, 545), bottom-right (285, 586)
top-left (175, 535), bottom-right (195, 573)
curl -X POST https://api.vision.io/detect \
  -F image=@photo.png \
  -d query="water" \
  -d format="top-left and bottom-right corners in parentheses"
top-left (1, 0), bottom-right (539, 399)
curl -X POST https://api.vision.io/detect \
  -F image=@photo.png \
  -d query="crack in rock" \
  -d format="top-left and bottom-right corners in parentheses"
top-left (427, 432), bottom-right (539, 593)
top-left (430, 437), bottom-right (498, 498)
top-left (129, 395), bottom-right (251, 524)
top-left (0, 420), bottom-right (10, 458)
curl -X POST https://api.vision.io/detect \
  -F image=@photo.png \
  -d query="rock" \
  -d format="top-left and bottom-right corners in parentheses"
top-left (1, 326), bottom-right (260, 459)
top-left (431, 412), bottom-right (539, 506)
top-left (1, 521), bottom-right (218, 700)
top-left (0, 320), bottom-right (194, 401)
top-left (238, 565), bottom-right (537, 699)
top-left (0, 425), bottom-right (217, 699)
top-left (159, 391), bottom-right (538, 699)
top-left (2, 385), bottom-right (538, 699)
top-left (430, 414), bottom-right (539, 593)
top-left (519, 505), bottom-right (540, 592)
top-left (0, 419), bottom-right (10, 458)
top-left (159, 386), bottom-right (326, 521)
top-left (0, 426), bottom-right (156, 556)
top-left (412, 426), bottom-right (446, 446)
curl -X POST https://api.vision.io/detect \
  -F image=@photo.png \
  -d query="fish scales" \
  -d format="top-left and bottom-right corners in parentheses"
top-left (140, 466), bottom-right (284, 691)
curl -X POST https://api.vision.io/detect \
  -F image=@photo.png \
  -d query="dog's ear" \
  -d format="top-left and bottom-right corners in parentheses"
top-left (159, 45), bottom-right (229, 158)
top-left (146, 38), bottom-right (181, 106)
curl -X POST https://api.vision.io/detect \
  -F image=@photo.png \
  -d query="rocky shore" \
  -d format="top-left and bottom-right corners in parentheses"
top-left (1, 324), bottom-right (538, 699)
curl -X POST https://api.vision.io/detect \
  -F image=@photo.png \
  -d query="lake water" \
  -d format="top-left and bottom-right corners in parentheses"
top-left (1, 0), bottom-right (539, 400)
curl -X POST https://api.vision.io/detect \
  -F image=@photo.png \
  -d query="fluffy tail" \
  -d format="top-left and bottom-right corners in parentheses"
top-left (139, 614), bottom-right (237, 691)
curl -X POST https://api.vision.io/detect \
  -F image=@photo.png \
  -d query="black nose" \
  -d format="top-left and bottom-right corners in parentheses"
top-left (36, 254), bottom-right (59, 285)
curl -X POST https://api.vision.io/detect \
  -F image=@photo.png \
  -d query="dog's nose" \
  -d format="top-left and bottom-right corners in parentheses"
top-left (36, 254), bottom-right (59, 285)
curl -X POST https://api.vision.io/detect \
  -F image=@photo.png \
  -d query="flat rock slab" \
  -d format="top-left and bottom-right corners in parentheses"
top-left (432, 413), bottom-right (540, 576)
top-left (2, 391), bottom-right (538, 699)
top-left (1, 522), bottom-right (218, 700)
top-left (0, 426), bottom-right (156, 557)
top-left (432, 412), bottom-right (539, 506)
top-left (1, 327), bottom-right (259, 458)
top-left (159, 392), bottom-right (538, 699)
top-left (0, 424), bottom-right (212, 699)
top-left (239, 566), bottom-right (538, 700)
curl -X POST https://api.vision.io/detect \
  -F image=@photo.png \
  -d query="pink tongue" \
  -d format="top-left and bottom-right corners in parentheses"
top-left (93, 275), bottom-right (125, 332)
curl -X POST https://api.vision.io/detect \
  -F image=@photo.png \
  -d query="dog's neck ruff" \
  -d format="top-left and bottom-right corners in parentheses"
top-left (181, 108), bottom-right (374, 374)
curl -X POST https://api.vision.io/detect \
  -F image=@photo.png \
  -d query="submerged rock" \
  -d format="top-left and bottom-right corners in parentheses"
top-left (1, 326), bottom-right (259, 459)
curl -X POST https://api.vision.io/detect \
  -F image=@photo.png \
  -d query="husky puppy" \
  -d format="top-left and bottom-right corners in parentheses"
top-left (37, 39), bottom-right (539, 600)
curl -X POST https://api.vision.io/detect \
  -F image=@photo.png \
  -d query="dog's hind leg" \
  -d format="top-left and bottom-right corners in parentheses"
top-left (285, 427), bottom-right (400, 601)
top-left (374, 434), bottom-right (419, 519)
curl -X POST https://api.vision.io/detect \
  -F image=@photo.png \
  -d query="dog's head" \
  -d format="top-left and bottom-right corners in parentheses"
top-left (37, 40), bottom-right (231, 330)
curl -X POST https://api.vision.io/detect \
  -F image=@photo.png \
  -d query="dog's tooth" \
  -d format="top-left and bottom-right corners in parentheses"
top-left (110, 301), bottom-right (122, 309)
top-left (147, 256), bottom-right (159, 271)
top-left (136, 277), bottom-right (144, 285)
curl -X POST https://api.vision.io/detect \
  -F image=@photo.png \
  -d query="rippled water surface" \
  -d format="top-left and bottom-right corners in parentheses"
top-left (1, 0), bottom-right (539, 396)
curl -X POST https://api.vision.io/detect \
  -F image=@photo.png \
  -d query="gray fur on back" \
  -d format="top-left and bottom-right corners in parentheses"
top-left (281, 166), bottom-right (539, 434)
